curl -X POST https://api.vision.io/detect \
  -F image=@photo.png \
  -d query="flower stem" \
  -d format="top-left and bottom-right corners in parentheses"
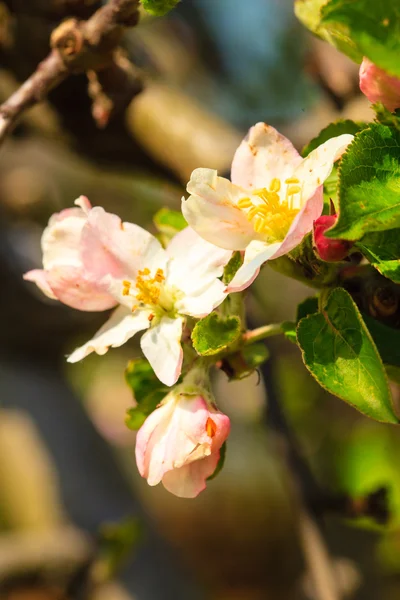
top-left (243, 323), bottom-right (284, 344)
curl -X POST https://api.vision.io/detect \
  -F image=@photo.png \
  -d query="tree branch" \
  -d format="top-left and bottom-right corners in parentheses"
top-left (0, 0), bottom-right (142, 145)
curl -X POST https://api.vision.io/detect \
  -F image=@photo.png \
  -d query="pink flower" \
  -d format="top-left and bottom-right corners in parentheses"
top-left (182, 123), bottom-right (353, 292)
top-left (135, 393), bottom-right (230, 498)
top-left (24, 198), bottom-right (232, 386)
top-left (359, 57), bottom-right (400, 113)
top-left (23, 196), bottom-right (117, 311)
top-left (313, 214), bottom-right (353, 262)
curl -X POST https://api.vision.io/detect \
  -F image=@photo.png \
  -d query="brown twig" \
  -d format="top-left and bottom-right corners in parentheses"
top-left (0, 0), bottom-right (141, 145)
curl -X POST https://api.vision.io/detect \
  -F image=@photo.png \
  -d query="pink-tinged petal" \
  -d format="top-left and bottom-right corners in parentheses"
top-left (293, 134), bottom-right (354, 206)
top-left (81, 207), bottom-right (165, 281)
top-left (227, 240), bottom-right (281, 293)
top-left (183, 169), bottom-right (256, 251)
top-left (161, 409), bottom-right (230, 498)
top-left (270, 187), bottom-right (324, 260)
top-left (74, 195), bottom-right (92, 214)
top-left (136, 393), bottom-right (231, 498)
top-left (161, 453), bottom-right (219, 498)
top-left (45, 266), bottom-right (118, 311)
top-left (166, 227), bottom-right (232, 295)
top-left (135, 399), bottom-right (177, 484)
top-left (23, 269), bottom-right (57, 300)
top-left (231, 122), bottom-right (302, 189)
top-left (42, 207), bottom-right (87, 271)
top-left (176, 279), bottom-right (227, 318)
top-left (67, 306), bottom-right (150, 363)
top-left (360, 57), bottom-right (400, 112)
top-left (140, 316), bottom-right (184, 386)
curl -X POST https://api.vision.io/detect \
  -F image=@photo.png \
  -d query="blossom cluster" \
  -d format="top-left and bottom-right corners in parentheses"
top-left (24, 123), bottom-right (353, 498)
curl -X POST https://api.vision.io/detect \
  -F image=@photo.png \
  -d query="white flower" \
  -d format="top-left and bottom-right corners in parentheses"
top-left (182, 122), bottom-right (353, 291)
top-left (25, 198), bottom-right (232, 386)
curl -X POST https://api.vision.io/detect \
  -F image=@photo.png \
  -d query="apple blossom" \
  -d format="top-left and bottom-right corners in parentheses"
top-left (135, 389), bottom-right (230, 498)
top-left (359, 57), bottom-right (400, 113)
top-left (24, 198), bottom-right (232, 386)
top-left (182, 123), bottom-right (353, 292)
top-left (23, 196), bottom-right (118, 311)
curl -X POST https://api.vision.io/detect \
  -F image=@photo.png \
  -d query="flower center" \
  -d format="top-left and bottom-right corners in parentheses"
top-left (122, 267), bottom-right (175, 313)
top-left (237, 177), bottom-right (301, 242)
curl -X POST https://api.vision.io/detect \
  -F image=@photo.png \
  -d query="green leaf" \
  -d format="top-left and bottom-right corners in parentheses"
top-left (221, 343), bottom-right (269, 380)
top-left (294, 0), bottom-right (362, 61)
top-left (125, 360), bottom-right (168, 430)
top-left (207, 442), bottom-right (226, 481)
top-left (223, 251), bottom-right (243, 285)
top-left (141, 0), bottom-right (181, 16)
top-left (363, 314), bottom-right (400, 367)
top-left (153, 208), bottom-right (187, 246)
top-left (296, 296), bottom-right (319, 322)
top-left (357, 229), bottom-right (400, 283)
top-left (302, 120), bottom-right (366, 157)
top-left (328, 124), bottom-right (400, 240)
top-left (297, 288), bottom-right (398, 423)
top-left (192, 313), bottom-right (241, 356)
top-left (321, 0), bottom-right (400, 77)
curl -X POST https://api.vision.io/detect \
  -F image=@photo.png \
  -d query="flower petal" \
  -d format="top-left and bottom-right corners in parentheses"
top-left (166, 227), bottom-right (232, 296)
top-left (45, 266), bottom-right (118, 311)
top-left (270, 186), bottom-right (324, 259)
top-left (140, 316), bottom-right (184, 386)
top-left (176, 279), bottom-right (227, 318)
top-left (67, 306), bottom-right (150, 362)
top-left (81, 207), bottom-right (165, 281)
top-left (293, 134), bottom-right (354, 206)
top-left (23, 269), bottom-right (57, 300)
top-left (360, 57), bottom-right (400, 113)
top-left (227, 240), bottom-right (281, 292)
top-left (135, 399), bottom-right (177, 485)
top-left (231, 122), bottom-right (302, 189)
top-left (183, 168), bottom-right (255, 251)
top-left (161, 409), bottom-right (230, 498)
top-left (42, 206), bottom-right (87, 271)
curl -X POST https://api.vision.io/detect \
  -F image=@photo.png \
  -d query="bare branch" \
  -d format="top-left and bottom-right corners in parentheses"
top-left (0, 0), bottom-right (141, 146)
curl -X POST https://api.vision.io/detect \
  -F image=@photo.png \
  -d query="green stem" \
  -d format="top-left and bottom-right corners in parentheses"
top-left (243, 323), bottom-right (284, 345)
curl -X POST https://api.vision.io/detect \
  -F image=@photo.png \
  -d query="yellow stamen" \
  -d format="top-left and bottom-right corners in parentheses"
top-left (269, 178), bottom-right (281, 193)
top-left (237, 197), bottom-right (253, 209)
top-left (134, 268), bottom-right (166, 306)
top-left (285, 177), bottom-right (300, 184)
top-left (253, 215), bottom-right (266, 233)
top-left (286, 185), bottom-right (301, 195)
top-left (247, 206), bottom-right (261, 221)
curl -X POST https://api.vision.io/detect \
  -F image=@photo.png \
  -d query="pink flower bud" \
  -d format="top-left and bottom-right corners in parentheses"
top-left (359, 57), bottom-right (400, 113)
top-left (135, 393), bottom-right (230, 498)
top-left (313, 215), bottom-right (352, 262)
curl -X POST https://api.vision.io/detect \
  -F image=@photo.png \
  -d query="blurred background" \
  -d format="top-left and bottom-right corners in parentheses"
top-left (1, 1), bottom-right (399, 599)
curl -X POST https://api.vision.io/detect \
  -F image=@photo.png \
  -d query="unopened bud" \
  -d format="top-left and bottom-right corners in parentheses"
top-left (313, 215), bottom-right (352, 262)
top-left (359, 57), bottom-right (400, 113)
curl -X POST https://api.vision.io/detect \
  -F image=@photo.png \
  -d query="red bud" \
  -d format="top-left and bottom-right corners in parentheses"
top-left (313, 215), bottom-right (352, 262)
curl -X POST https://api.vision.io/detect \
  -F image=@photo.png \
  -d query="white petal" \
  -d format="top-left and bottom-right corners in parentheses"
top-left (42, 208), bottom-right (87, 270)
top-left (293, 134), bottom-right (354, 206)
top-left (176, 279), bottom-right (227, 317)
top-left (140, 316), bottom-right (184, 387)
top-left (227, 240), bottom-right (281, 292)
top-left (67, 306), bottom-right (150, 362)
top-left (81, 207), bottom-right (166, 281)
top-left (166, 227), bottom-right (232, 295)
top-left (183, 168), bottom-right (256, 251)
top-left (231, 122), bottom-right (302, 189)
